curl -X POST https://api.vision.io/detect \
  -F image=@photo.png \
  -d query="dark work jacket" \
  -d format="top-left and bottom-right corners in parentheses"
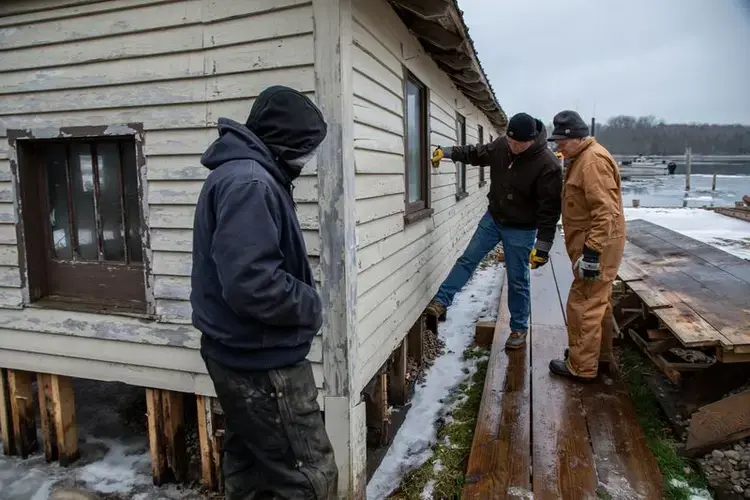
top-left (450, 120), bottom-right (563, 248)
top-left (191, 116), bottom-right (323, 371)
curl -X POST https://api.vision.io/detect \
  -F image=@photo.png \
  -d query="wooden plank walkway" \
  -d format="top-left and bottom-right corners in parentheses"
top-left (463, 236), bottom-right (662, 499)
top-left (621, 219), bottom-right (750, 354)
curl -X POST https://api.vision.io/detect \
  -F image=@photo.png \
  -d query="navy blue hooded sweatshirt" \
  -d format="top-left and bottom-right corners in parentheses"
top-left (191, 86), bottom-right (327, 371)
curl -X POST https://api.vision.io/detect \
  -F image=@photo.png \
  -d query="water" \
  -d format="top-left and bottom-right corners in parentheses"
top-left (621, 174), bottom-right (750, 208)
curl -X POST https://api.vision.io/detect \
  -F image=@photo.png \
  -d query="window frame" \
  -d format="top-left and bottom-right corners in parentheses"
top-left (9, 125), bottom-right (149, 316)
top-left (402, 68), bottom-right (433, 224)
top-left (455, 112), bottom-right (468, 201)
top-left (478, 125), bottom-right (486, 187)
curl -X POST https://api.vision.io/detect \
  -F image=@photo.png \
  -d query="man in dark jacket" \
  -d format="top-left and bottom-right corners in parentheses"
top-left (191, 85), bottom-right (337, 499)
top-left (427, 113), bottom-right (562, 349)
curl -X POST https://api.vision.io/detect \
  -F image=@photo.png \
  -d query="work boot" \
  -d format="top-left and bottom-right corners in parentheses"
top-left (505, 331), bottom-right (527, 350)
top-left (564, 348), bottom-right (619, 375)
top-left (425, 300), bottom-right (447, 322)
top-left (549, 359), bottom-right (596, 383)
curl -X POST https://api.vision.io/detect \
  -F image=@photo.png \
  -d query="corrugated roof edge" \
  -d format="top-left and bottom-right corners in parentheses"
top-left (388, 0), bottom-right (508, 133)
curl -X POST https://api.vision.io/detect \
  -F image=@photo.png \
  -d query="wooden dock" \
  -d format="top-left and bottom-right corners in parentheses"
top-left (462, 237), bottom-right (662, 499)
top-left (615, 219), bottom-right (750, 455)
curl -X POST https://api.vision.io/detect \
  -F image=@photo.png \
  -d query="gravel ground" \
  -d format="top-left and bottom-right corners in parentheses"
top-left (700, 440), bottom-right (750, 498)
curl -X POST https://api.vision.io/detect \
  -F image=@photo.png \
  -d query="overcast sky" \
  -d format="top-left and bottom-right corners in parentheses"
top-left (459, 0), bottom-right (750, 125)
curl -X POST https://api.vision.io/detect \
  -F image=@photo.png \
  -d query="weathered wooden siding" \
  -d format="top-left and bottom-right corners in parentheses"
top-left (352, 0), bottom-right (496, 391)
top-left (0, 0), bottom-right (324, 397)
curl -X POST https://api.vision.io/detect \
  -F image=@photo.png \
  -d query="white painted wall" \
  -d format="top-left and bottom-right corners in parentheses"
top-left (351, 0), bottom-right (497, 392)
top-left (0, 0), bottom-right (324, 398)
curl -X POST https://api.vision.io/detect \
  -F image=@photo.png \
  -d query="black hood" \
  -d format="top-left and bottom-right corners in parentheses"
top-left (514, 118), bottom-right (549, 159)
top-left (201, 86), bottom-right (327, 184)
top-left (246, 86), bottom-right (327, 174)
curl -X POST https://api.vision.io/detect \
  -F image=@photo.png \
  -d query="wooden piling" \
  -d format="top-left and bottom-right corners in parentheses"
top-left (146, 389), bottom-right (189, 486)
top-left (197, 395), bottom-right (223, 492)
top-left (365, 371), bottom-right (391, 447)
top-left (7, 370), bottom-right (37, 458)
top-left (0, 368), bottom-right (16, 456)
top-left (684, 146), bottom-right (692, 191)
top-left (388, 338), bottom-right (408, 406)
top-left (712, 173), bottom-right (717, 191)
top-left (632, 199), bottom-right (640, 208)
top-left (407, 314), bottom-right (425, 368)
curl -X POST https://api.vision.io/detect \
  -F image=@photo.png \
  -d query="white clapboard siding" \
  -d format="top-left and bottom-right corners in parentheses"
top-left (0, 0), bottom-right (325, 393)
top-left (351, 0), bottom-right (496, 392)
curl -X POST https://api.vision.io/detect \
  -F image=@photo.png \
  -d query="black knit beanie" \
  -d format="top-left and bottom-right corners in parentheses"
top-left (506, 113), bottom-right (539, 141)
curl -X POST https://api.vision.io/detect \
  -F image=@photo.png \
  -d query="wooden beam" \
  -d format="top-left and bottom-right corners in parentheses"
top-left (196, 395), bottom-right (222, 492)
top-left (162, 391), bottom-right (187, 483)
top-left (388, 339), bottom-right (408, 406)
top-left (389, 0), bottom-right (450, 19)
top-left (628, 329), bottom-right (681, 384)
top-left (7, 370), bottom-right (36, 458)
top-left (434, 52), bottom-right (474, 71)
top-left (685, 390), bottom-right (750, 456)
top-left (37, 374), bottom-right (58, 462)
top-left (146, 389), bottom-right (169, 485)
top-left (646, 329), bottom-right (673, 340)
top-left (408, 18), bottom-right (464, 51)
top-left (0, 368), bottom-right (16, 456)
top-left (365, 372), bottom-right (391, 447)
top-left (408, 314), bottom-right (425, 367)
top-left (51, 375), bottom-right (79, 466)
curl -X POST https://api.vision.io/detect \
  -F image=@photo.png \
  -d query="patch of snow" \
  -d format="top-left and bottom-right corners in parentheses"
top-left (75, 438), bottom-right (152, 494)
top-left (507, 486), bottom-right (534, 499)
top-left (669, 478), bottom-right (713, 499)
top-left (420, 480), bottom-right (436, 500)
top-left (624, 207), bottom-right (750, 259)
top-left (365, 265), bottom-right (505, 500)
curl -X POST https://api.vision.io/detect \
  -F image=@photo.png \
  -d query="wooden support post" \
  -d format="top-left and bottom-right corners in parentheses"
top-left (365, 372), bottom-right (391, 447)
top-left (197, 395), bottom-right (223, 492)
top-left (7, 370), bottom-right (37, 458)
top-left (685, 146), bottom-right (692, 191)
top-left (162, 391), bottom-right (187, 483)
top-left (407, 314), bottom-right (425, 367)
top-left (474, 321), bottom-right (495, 349)
top-left (146, 389), bottom-right (169, 485)
top-left (146, 389), bottom-right (189, 486)
top-left (0, 368), bottom-right (15, 456)
top-left (37, 374), bottom-right (58, 462)
top-left (51, 375), bottom-right (79, 466)
top-left (388, 338), bottom-right (407, 406)
top-left (711, 173), bottom-right (717, 191)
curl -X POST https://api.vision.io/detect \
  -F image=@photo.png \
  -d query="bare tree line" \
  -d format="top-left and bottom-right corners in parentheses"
top-left (546, 115), bottom-right (750, 155)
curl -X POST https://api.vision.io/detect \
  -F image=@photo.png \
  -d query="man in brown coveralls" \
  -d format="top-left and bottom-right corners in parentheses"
top-left (547, 110), bottom-right (625, 381)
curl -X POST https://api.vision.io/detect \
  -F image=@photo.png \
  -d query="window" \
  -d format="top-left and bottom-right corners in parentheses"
top-left (455, 113), bottom-right (467, 200)
top-left (15, 135), bottom-right (146, 313)
top-left (478, 125), bottom-right (485, 186)
top-left (403, 69), bottom-right (432, 223)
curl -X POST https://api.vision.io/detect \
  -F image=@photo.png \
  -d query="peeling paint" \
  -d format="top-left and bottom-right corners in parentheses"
top-left (104, 124), bottom-right (138, 136)
top-left (30, 126), bottom-right (62, 139)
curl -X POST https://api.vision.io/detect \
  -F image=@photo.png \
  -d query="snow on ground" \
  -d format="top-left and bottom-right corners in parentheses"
top-left (366, 264), bottom-right (505, 500)
top-left (0, 381), bottom-right (203, 500)
top-left (623, 207), bottom-right (750, 259)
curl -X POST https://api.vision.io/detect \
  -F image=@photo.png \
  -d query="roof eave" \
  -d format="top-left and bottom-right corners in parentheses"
top-left (388, 0), bottom-right (507, 132)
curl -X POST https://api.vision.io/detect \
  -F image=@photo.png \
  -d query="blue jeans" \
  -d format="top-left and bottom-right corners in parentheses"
top-left (434, 210), bottom-right (536, 332)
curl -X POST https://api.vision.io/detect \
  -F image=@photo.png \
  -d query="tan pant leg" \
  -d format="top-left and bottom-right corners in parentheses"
top-left (565, 279), bottom-right (613, 378)
top-left (600, 285), bottom-right (614, 362)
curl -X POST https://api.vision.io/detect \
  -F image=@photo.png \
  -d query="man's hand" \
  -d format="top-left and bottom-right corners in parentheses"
top-left (529, 248), bottom-right (549, 269)
top-left (431, 146), bottom-right (444, 168)
top-left (574, 246), bottom-right (601, 280)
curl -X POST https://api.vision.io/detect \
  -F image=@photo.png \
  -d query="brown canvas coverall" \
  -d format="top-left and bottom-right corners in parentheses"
top-left (562, 138), bottom-right (626, 378)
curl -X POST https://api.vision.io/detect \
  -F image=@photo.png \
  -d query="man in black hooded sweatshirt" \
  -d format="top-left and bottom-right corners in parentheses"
top-left (191, 85), bottom-right (337, 499)
top-left (427, 113), bottom-right (562, 350)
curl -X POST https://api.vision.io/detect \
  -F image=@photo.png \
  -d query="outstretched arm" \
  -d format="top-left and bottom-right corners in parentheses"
top-left (211, 180), bottom-right (322, 327)
top-left (433, 137), bottom-right (507, 167)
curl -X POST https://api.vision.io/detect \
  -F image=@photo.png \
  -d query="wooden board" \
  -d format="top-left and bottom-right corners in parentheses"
top-left (624, 278), bottom-right (674, 309)
top-left (685, 390), bottom-right (750, 456)
top-left (622, 239), bottom-right (739, 348)
top-left (530, 260), bottom-right (598, 499)
top-left (581, 380), bottom-right (663, 499)
top-left (463, 278), bottom-right (532, 499)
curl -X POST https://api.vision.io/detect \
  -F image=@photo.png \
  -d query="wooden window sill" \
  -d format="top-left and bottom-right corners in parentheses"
top-left (479, 181), bottom-right (487, 188)
top-left (455, 191), bottom-right (469, 202)
top-left (404, 207), bottom-right (434, 225)
top-left (27, 296), bottom-right (152, 320)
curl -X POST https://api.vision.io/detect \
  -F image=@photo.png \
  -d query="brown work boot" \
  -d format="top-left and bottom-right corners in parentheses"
top-left (549, 359), bottom-right (596, 383)
top-left (505, 330), bottom-right (527, 350)
top-left (425, 300), bottom-right (447, 322)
